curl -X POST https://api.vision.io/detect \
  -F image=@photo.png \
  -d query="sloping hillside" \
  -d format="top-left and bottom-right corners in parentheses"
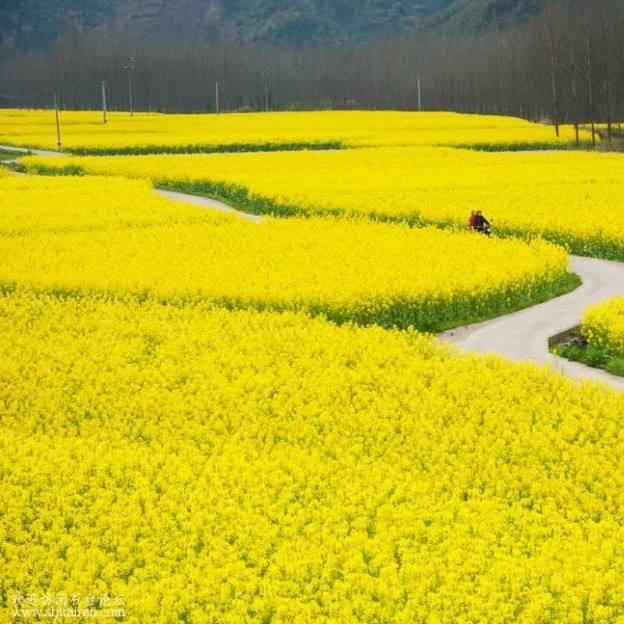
top-left (428, 0), bottom-right (543, 33)
top-left (0, 0), bottom-right (544, 51)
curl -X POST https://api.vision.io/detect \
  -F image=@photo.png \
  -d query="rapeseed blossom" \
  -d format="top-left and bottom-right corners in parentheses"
top-left (0, 175), bottom-right (571, 330)
top-left (582, 296), bottom-right (624, 357)
top-left (2, 115), bottom-right (621, 624)
top-left (25, 146), bottom-right (624, 258)
top-left (0, 175), bottom-right (210, 235)
top-left (2, 292), bottom-right (624, 624)
top-left (0, 109), bottom-right (571, 153)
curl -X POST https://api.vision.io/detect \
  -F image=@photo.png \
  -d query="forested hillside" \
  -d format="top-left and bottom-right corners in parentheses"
top-left (429, 0), bottom-right (543, 32)
top-left (0, 0), bottom-right (543, 51)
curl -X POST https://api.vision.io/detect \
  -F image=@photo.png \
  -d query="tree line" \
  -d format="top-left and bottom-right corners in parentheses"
top-left (0, 0), bottom-right (622, 132)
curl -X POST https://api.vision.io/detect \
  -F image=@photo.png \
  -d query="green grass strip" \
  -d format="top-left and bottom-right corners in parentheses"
top-left (0, 148), bottom-right (25, 162)
top-left (456, 141), bottom-right (594, 152)
top-left (69, 141), bottom-right (344, 156)
top-left (550, 327), bottom-right (624, 377)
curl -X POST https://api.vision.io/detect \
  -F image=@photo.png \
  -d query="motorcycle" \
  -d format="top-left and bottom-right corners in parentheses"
top-left (476, 221), bottom-right (492, 237)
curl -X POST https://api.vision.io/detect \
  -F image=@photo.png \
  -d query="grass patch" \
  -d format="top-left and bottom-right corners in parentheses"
top-left (549, 326), bottom-right (624, 377)
top-left (0, 148), bottom-right (21, 161)
top-left (24, 162), bottom-right (83, 176)
top-left (456, 141), bottom-right (593, 152)
top-left (0, 149), bottom-right (28, 173)
top-left (157, 179), bottom-right (307, 218)
top-left (69, 141), bottom-right (345, 156)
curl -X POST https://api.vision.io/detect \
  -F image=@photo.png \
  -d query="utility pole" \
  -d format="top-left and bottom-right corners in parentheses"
top-left (101, 80), bottom-right (108, 124)
top-left (215, 81), bottom-right (220, 114)
top-left (53, 89), bottom-right (62, 151)
top-left (262, 65), bottom-right (270, 112)
top-left (417, 78), bottom-right (422, 112)
top-left (124, 57), bottom-right (135, 117)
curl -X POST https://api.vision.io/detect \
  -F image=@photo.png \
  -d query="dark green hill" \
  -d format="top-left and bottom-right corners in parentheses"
top-left (0, 0), bottom-right (545, 51)
top-left (428, 0), bottom-right (543, 33)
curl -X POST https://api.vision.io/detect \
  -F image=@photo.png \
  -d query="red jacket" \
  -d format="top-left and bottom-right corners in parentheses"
top-left (467, 213), bottom-right (476, 230)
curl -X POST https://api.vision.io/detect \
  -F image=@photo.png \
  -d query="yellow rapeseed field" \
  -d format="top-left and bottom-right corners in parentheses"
top-left (25, 146), bottom-right (624, 258)
top-left (2, 292), bottom-right (624, 624)
top-left (0, 175), bottom-right (211, 234)
top-left (0, 175), bottom-right (572, 330)
top-left (0, 109), bottom-right (573, 153)
top-left (2, 114), bottom-right (621, 624)
top-left (582, 296), bottom-right (624, 358)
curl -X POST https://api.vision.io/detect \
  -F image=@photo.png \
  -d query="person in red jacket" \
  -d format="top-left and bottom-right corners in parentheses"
top-left (467, 210), bottom-right (476, 232)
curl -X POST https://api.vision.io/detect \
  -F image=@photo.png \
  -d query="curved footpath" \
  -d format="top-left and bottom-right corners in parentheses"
top-left (0, 144), bottom-right (66, 158)
top-left (438, 256), bottom-right (624, 391)
top-left (4, 147), bottom-right (624, 389)
top-left (155, 189), bottom-right (263, 223)
top-left (0, 145), bottom-right (262, 223)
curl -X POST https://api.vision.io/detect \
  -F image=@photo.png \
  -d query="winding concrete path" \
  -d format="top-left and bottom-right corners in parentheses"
top-left (0, 144), bottom-right (66, 158)
top-left (438, 256), bottom-right (624, 390)
top-left (155, 189), bottom-right (263, 223)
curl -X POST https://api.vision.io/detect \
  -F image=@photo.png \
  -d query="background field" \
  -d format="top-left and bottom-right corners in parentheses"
top-left (0, 110), bottom-right (583, 154)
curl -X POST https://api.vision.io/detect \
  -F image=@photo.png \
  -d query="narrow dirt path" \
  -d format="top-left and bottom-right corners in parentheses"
top-left (154, 189), bottom-right (263, 223)
top-left (438, 256), bottom-right (624, 390)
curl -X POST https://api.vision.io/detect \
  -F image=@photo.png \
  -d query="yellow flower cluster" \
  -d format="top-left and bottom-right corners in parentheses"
top-left (0, 109), bottom-right (571, 153)
top-left (0, 175), bottom-right (210, 235)
top-left (582, 296), bottom-right (624, 357)
top-left (26, 146), bottom-right (624, 257)
top-left (2, 291), bottom-right (624, 624)
top-left (0, 175), bottom-right (571, 330)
